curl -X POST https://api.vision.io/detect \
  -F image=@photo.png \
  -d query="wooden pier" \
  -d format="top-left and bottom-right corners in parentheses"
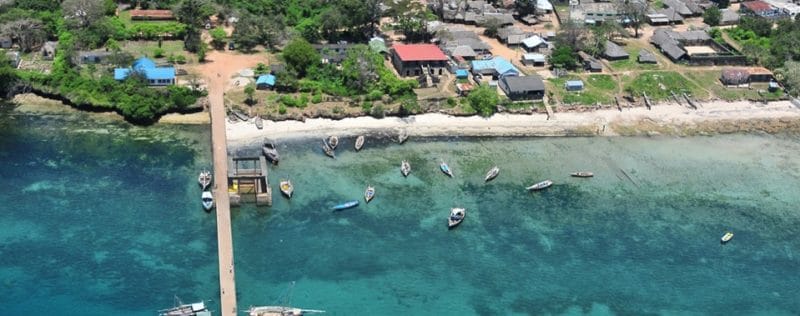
top-left (228, 156), bottom-right (272, 207)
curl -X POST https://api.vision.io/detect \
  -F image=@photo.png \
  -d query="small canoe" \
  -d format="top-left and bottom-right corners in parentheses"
top-left (327, 135), bottom-right (339, 150)
top-left (262, 141), bottom-right (280, 165)
top-left (201, 191), bottom-right (214, 211)
top-left (332, 200), bottom-right (359, 211)
top-left (398, 131), bottom-right (408, 144)
top-left (322, 142), bottom-right (335, 158)
top-left (721, 232), bottom-right (734, 244)
top-left (526, 180), bottom-right (553, 191)
top-left (364, 185), bottom-right (375, 203)
top-left (279, 179), bottom-right (293, 198)
top-left (570, 171), bottom-right (594, 178)
top-left (255, 116), bottom-right (263, 129)
top-left (401, 160), bottom-right (411, 177)
top-left (440, 161), bottom-right (454, 177)
top-left (448, 208), bottom-right (466, 229)
top-left (355, 135), bottom-right (365, 151)
top-left (484, 166), bottom-right (499, 182)
top-left (198, 170), bottom-right (212, 190)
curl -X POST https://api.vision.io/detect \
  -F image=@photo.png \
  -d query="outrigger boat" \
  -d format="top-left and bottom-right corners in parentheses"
top-left (721, 231), bottom-right (734, 244)
top-left (448, 208), bottom-right (466, 229)
top-left (332, 200), bottom-right (359, 211)
top-left (159, 297), bottom-right (211, 316)
top-left (397, 130), bottom-right (408, 144)
top-left (280, 179), bottom-right (294, 198)
top-left (198, 170), bottom-right (212, 190)
top-left (321, 142), bottom-right (335, 158)
top-left (354, 135), bottom-right (365, 151)
top-left (364, 185), bottom-right (375, 203)
top-left (401, 160), bottom-right (411, 177)
top-left (262, 141), bottom-right (280, 165)
top-left (484, 166), bottom-right (499, 182)
top-left (248, 306), bottom-right (325, 316)
top-left (570, 171), bottom-right (594, 178)
top-left (327, 135), bottom-right (339, 150)
top-left (201, 191), bottom-right (214, 211)
top-left (526, 180), bottom-right (553, 191)
top-left (440, 161), bottom-right (454, 177)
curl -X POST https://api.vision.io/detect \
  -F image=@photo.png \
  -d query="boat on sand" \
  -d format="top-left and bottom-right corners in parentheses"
top-left (280, 179), bottom-right (293, 198)
top-left (448, 208), bottom-right (466, 229)
top-left (201, 191), bottom-right (214, 211)
top-left (248, 306), bottom-right (325, 316)
top-left (262, 141), bottom-right (280, 165)
top-left (440, 161), bottom-right (454, 177)
top-left (255, 116), bottom-right (263, 129)
top-left (721, 232), bottom-right (734, 244)
top-left (321, 142), bottom-right (335, 158)
top-left (397, 130), bottom-right (408, 144)
top-left (526, 180), bottom-right (553, 191)
top-left (401, 160), bottom-right (411, 177)
top-left (327, 135), bottom-right (339, 150)
top-left (484, 166), bottom-right (499, 182)
top-left (570, 171), bottom-right (594, 178)
top-left (332, 200), bottom-right (359, 211)
top-left (159, 297), bottom-right (211, 316)
top-left (355, 135), bottom-right (365, 151)
top-left (364, 185), bottom-right (375, 203)
top-left (198, 170), bottom-right (212, 190)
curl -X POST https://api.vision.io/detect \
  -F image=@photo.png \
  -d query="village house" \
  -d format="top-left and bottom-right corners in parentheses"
top-left (522, 53), bottom-right (547, 67)
top-left (368, 37), bottom-right (389, 58)
top-left (312, 42), bottom-right (352, 64)
top-left (114, 57), bottom-right (176, 86)
top-left (0, 36), bottom-right (12, 49)
top-left (638, 49), bottom-right (658, 64)
top-left (5, 51), bottom-right (20, 68)
top-left (439, 28), bottom-right (492, 55)
top-left (569, 2), bottom-right (624, 24)
top-left (255, 74), bottom-right (276, 90)
top-left (647, 7), bottom-right (684, 25)
top-left (497, 26), bottom-right (528, 46)
top-left (603, 41), bottom-right (629, 60)
top-left (565, 79), bottom-right (584, 91)
top-left (521, 35), bottom-right (548, 53)
top-left (499, 75), bottom-right (546, 101)
top-left (720, 9), bottom-right (741, 25)
top-left (77, 51), bottom-right (112, 64)
top-left (471, 56), bottom-right (520, 79)
top-left (650, 28), bottom-right (747, 65)
top-left (577, 51), bottom-right (603, 72)
top-left (720, 67), bottom-right (776, 87)
top-left (391, 44), bottom-right (449, 77)
top-left (740, 0), bottom-right (784, 18)
top-left (129, 9), bottom-right (175, 20)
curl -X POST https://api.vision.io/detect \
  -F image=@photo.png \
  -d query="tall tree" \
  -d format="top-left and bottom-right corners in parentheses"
top-left (174, 0), bottom-right (213, 52)
top-left (617, 0), bottom-right (648, 38)
top-left (515, 0), bottom-right (537, 17)
top-left (703, 6), bottom-right (721, 26)
top-left (467, 85), bottom-right (499, 117)
top-left (62, 0), bottom-right (115, 29)
top-left (209, 26), bottom-right (227, 50)
top-left (231, 13), bottom-right (261, 51)
top-left (1, 18), bottom-right (47, 52)
top-left (281, 37), bottom-right (320, 77)
top-left (341, 44), bottom-right (382, 93)
top-left (776, 61), bottom-right (800, 97)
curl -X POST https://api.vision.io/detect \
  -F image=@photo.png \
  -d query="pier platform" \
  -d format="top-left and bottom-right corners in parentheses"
top-left (228, 156), bottom-right (272, 207)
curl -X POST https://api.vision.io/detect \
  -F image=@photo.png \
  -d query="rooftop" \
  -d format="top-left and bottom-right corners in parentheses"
top-left (741, 0), bottom-right (775, 12)
top-left (393, 44), bottom-right (448, 62)
top-left (501, 75), bottom-right (545, 92)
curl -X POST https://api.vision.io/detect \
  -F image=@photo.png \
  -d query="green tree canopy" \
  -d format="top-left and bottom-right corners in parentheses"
top-left (549, 46), bottom-right (578, 70)
top-left (468, 85), bottom-right (499, 117)
top-left (282, 37), bottom-right (320, 77)
top-left (210, 26), bottom-right (227, 50)
top-left (703, 6), bottom-right (721, 27)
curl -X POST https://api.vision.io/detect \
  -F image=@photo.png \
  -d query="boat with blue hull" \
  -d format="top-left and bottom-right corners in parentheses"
top-left (440, 161), bottom-right (454, 177)
top-left (332, 200), bottom-right (359, 211)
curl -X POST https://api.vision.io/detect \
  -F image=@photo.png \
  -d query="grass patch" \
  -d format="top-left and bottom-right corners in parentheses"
top-left (623, 71), bottom-right (708, 101)
top-left (684, 71), bottom-right (785, 102)
top-left (122, 40), bottom-right (187, 60)
top-left (585, 74), bottom-right (617, 91)
top-left (549, 75), bottom-right (615, 106)
top-left (608, 46), bottom-right (661, 71)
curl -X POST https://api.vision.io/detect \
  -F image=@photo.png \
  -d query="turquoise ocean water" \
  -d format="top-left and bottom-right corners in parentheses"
top-left (1, 106), bottom-right (800, 315)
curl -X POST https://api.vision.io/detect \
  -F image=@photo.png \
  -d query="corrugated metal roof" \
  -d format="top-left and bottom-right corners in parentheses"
top-left (256, 74), bottom-right (276, 86)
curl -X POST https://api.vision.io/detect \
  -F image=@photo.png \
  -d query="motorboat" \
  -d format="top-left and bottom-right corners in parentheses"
top-left (364, 185), bottom-right (375, 203)
top-left (198, 170), bottom-right (212, 190)
top-left (440, 161), bottom-right (454, 177)
top-left (322, 142), bottom-right (335, 158)
top-left (484, 166), bottom-right (499, 182)
top-left (248, 306), bottom-right (325, 316)
top-left (327, 135), bottom-right (339, 150)
top-left (448, 208), bottom-right (466, 229)
top-left (401, 160), bottom-right (411, 177)
top-left (721, 232), bottom-right (734, 244)
top-left (159, 298), bottom-right (211, 316)
top-left (262, 141), bottom-right (280, 165)
top-left (280, 179), bottom-right (293, 198)
top-left (201, 191), bottom-right (214, 211)
top-left (355, 135), bottom-right (365, 151)
top-left (526, 180), bottom-right (553, 191)
top-left (332, 200), bottom-right (359, 211)
top-left (570, 171), bottom-right (594, 178)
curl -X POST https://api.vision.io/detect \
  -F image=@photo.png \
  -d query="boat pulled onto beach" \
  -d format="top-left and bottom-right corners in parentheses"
top-left (401, 160), bottom-right (411, 177)
top-left (397, 130), bottom-right (408, 144)
top-left (247, 305), bottom-right (325, 316)
top-left (448, 208), bottom-right (466, 229)
top-left (332, 200), bottom-right (359, 211)
top-left (280, 179), bottom-right (294, 198)
top-left (321, 142), bottom-right (335, 158)
top-left (327, 135), bottom-right (339, 150)
top-left (159, 298), bottom-right (211, 316)
top-left (364, 185), bottom-right (375, 203)
top-left (570, 171), bottom-right (594, 178)
top-left (262, 140), bottom-right (280, 165)
top-left (201, 191), bottom-right (214, 211)
top-left (721, 232), bottom-right (734, 244)
top-left (484, 166), bottom-right (499, 182)
top-left (440, 161), bottom-right (454, 177)
top-left (198, 170), bottom-right (212, 190)
top-left (526, 180), bottom-right (553, 191)
top-left (355, 135), bottom-right (365, 151)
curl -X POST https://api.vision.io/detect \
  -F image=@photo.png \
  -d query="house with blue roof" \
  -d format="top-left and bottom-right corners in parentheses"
top-left (470, 57), bottom-right (520, 79)
top-left (255, 74), bottom-right (276, 90)
top-left (114, 57), bottom-right (175, 86)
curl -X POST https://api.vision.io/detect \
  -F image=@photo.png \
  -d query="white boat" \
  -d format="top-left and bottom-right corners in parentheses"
top-left (198, 170), bottom-right (212, 190)
top-left (327, 135), bottom-right (339, 150)
top-left (201, 191), bottom-right (214, 211)
top-left (440, 161), bottom-right (454, 177)
top-left (448, 208), bottom-right (466, 229)
top-left (401, 160), bottom-right (411, 177)
top-left (248, 306), bottom-right (325, 316)
top-left (364, 185), bottom-right (375, 203)
top-left (321, 141), bottom-right (335, 158)
top-left (280, 179), bottom-right (294, 198)
top-left (355, 135), bottom-right (365, 151)
top-left (570, 171), bottom-right (594, 178)
top-left (526, 180), bottom-right (553, 191)
top-left (484, 166), bottom-right (499, 182)
top-left (721, 232), bottom-right (734, 244)
top-left (159, 297), bottom-right (211, 316)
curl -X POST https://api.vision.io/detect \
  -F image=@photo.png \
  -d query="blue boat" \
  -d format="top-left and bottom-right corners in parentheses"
top-left (440, 161), bottom-right (454, 177)
top-left (331, 200), bottom-right (359, 211)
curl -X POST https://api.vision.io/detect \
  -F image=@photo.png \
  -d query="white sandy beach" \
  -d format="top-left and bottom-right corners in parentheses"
top-left (227, 100), bottom-right (800, 146)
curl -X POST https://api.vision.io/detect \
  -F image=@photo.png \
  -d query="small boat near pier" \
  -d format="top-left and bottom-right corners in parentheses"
top-left (262, 141), bottom-right (280, 165)
top-left (401, 160), bottom-right (411, 177)
top-left (332, 200), bottom-right (359, 211)
top-left (364, 185), bottom-right (375, 203)
top-left (201, 191), bottom-right (214, 211)
top-left (322, 142), bottom-right (335, 158)
top-left (198, 170), bottom-right (212, 190)
top-left (484, 166), bottom-right (499, 182)
top-left (570, 171), bottom-right (594, 178)
top-left (526, 180), bottom-right (553, 191)
top-left (327, 135), bottom-right (339, 150)
top-left (248, 306), bottom-right (326, 316)
top-left (280, 179), bottom-right (294, 198)
top-left (354, 135), bottom-right (365, 151)
top-left (159, 297), bottom-right (211, 316)
top-left (448, 208), bottom-right (466, 229)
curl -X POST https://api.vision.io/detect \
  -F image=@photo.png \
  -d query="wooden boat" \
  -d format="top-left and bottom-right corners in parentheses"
top-left (232, 109), bottom-right (249, 121)
top-left (255, 116), bottom-right (263, 129)
top-left (401, 160), bottom-right (411, 177)
top-left (484, 166), bottom-right (499, 182)
top-left (159, 297), bottom-right (211, 316)
top-left (321, 142), bottom-right (335, 158)
top-left (364, 185), bottom-right (375, 203)
top-left (248, 306), bottom-right (325, 316)
top-left (331, 200), bottom-right (359, 211)
top-left (570, 171), bottom-right (594, 178)
top-left (198, 170), bottom-right (212, 190)
top-left (526, 180), bottom-right (553, 191)
top-left (327, 135), bottom-right (339, 150)
top-left (354, 135), bottom-right (365, 151)
top-left (201, 191), bottom-right (214, 211)
top-left (397, 130), bottom-right (408, 144)
top-left (721, 231), bottom-right (734, 244)
top-left (448, 208), bottom-right (466, 229)
top-left (279, 179), bottom-right (293, 198)
top-left (440, 161), bottom-right (454, 177)
top-left (262, 141), bottom-right (280, 165)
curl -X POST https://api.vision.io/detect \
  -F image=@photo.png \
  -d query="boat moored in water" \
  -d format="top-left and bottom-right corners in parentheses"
top-left (198, 170), bottom-right (212, 190)
top-left (280, 179), bottom-right (294, 198)
top-left (526, 180), bottom-right (553, 191)
top-left (448, 208), bottom-right (466, 229)
top-left (401, 160), bottom-right (411, 177)
top-left (159, 298), bottom-right (211, 316)
top-left (248, 305), bottom-right (325, 316)
top-left (721, 232), bottom-right (734, 243)
top-left (327, 135), bottom-right (339, 150)
top-left (364, 185), bottom-right (375, 203)
top-left (262, 141), bottom-right (280, 165)
top-left (570, 171), bottom-right (594, 178)
top-left (355, 135), bottom-right (365, 151)
top-left (484, 166), bottom-right (499, 182)
top-left (332, 200), bottom-right (359, 211)
top-left (440, 161), bottom-right (454, 177)
top-left (201, 191), bottom-right (214, 211)
top-left (322, 142), bottom-right (335, 158)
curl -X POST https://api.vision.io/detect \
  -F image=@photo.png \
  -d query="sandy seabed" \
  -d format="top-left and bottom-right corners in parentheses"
top-left (227, 100), bottom-right (800, 146)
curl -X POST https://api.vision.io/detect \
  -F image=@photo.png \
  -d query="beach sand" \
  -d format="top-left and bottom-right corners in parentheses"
top-left (227, 100), bottom-right (800, 146)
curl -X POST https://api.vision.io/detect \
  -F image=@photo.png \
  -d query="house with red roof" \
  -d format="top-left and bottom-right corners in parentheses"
top-left (391, 44), bottom-right (449, 77)
top-left (740, 1), bottom-right (782, 18)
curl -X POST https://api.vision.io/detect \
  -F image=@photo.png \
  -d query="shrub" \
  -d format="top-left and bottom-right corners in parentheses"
top-left (311, 93), bottom-right (323, 104)
top-left (175, 55), bottom-right (187, 64)
top-left (367, 89), bottom-right (383, 101)
top-left (153, 48), bottom-right (165, 58)
top-left (370, 104), bottom-right (385, 118)
top-left (446, 97), bottom-right (457, 107)
top-left (332, 106), bottom-right (343, 114)
top-left (278, 104), bottom-right (287, 114)
top-left (361, 101), bottom-right (373, 112)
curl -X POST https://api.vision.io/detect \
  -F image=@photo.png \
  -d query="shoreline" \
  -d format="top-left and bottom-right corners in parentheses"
top-left (227, 100), bottom-right (800, 146)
